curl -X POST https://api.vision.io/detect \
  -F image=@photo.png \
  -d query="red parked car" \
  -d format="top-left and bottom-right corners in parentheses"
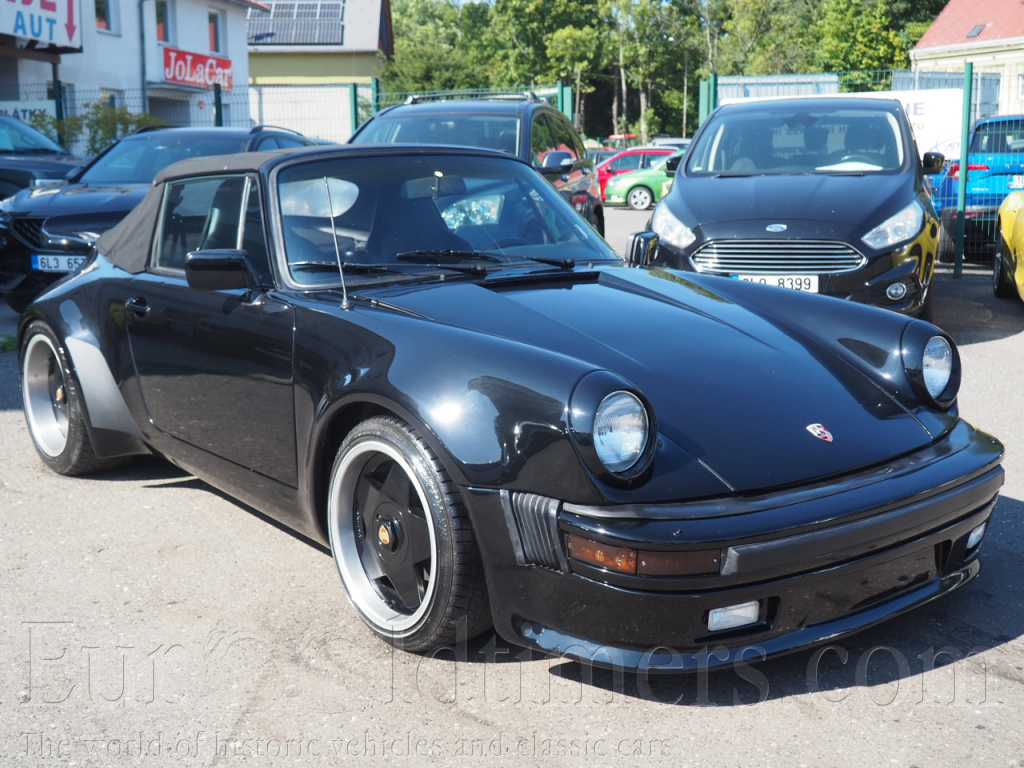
top-left (597, 147), bottom-right (675, 199)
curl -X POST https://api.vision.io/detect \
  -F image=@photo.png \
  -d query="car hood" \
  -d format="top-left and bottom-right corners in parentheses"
top-left (371, 266), bottom-right (934, 493)
top-left (0, 152), bottom-right (83, 175)
top-left (671, 172), bottom-right (910, 233)
top-left (7, 182), bottom-right (149, 221)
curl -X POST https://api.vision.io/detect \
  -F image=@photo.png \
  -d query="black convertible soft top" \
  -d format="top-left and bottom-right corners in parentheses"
top-left (95, 143), bottom-right (526, 274)
top-left (95, 149), bottom-right (298, 274)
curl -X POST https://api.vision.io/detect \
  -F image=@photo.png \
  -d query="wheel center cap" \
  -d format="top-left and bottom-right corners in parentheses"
top-left (375, 518), bottom-right (400, 552)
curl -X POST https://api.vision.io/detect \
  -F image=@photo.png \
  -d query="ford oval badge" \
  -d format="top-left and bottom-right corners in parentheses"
top-left (766, 224), bottom-right (787, 233)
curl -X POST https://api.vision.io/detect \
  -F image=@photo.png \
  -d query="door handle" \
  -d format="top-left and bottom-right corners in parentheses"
top-left (125, 297), bottom-right (150, 317)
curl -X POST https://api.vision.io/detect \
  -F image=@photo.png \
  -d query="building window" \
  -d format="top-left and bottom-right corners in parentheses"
top-left (208, 9), bottom-right (224, 53)
top-left (95, 0), bottom-right (117, 32)
top-left (156, 0), bottom-right (174, 43)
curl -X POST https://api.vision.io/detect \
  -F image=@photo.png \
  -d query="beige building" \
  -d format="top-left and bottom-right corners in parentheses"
top-left (911, 0), bottom-right (1024, 116)
top-left (246, 0), bottom-right (393, 141)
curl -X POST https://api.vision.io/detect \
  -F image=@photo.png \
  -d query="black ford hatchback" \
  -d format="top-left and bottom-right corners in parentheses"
top-left (647, 97), bottom-right (945, 318)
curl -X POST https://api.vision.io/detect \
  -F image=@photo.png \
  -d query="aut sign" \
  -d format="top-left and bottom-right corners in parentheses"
top-left (1, 0), bottom-right (81, 49)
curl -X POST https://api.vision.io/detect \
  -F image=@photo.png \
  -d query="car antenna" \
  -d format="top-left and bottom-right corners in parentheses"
top-left (323, 176), bottom-right (351, 310)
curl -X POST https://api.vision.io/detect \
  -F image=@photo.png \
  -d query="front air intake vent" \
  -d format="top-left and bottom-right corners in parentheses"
top-left (500, 491), bottom-right (566, 571)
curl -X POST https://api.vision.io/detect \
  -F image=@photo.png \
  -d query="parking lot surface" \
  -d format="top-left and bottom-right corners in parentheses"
top-left (1, 210), bottom-right (1022, 767)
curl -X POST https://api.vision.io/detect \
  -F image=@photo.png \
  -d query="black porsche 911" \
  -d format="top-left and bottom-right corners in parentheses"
top-left (18, 144), bottom-right (1003, 671)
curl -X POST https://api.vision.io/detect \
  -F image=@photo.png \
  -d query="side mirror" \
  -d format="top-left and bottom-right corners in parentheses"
top-left (922, 151), bottom-right (945, 175)
top-left (625, 231), bottom-right (658, 266)
top-left (186, 249), bottom-right (259, 291)
top-left (538, 150), bottom-right (574, 174)
top-left (665, 155), bottom-right (683, 178)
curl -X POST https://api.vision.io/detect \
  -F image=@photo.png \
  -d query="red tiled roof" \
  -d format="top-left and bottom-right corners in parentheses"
top-left (915, 0), bottom-right (1024, 50)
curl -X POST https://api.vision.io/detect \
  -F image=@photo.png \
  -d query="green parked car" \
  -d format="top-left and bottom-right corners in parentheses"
top-left (604, 150), bottom-right (685, 210)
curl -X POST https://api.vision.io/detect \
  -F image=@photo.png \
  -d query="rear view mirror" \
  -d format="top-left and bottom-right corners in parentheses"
top-left (922, 151), bottom-right (944, 175)
top-left (186, 249), bottom-right (259, 291)
top-left (665, 155), bottom-right (683, 178)
top-left (538, 150), bottom-right (574, 174)
top-left (626, 231), bottom-right (658, 266)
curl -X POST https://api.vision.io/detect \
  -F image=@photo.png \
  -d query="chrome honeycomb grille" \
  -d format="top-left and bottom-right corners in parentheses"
top-left (10, 217), bottom-right (46, 249)
top-left (690, 240), bottom-right (866, 275)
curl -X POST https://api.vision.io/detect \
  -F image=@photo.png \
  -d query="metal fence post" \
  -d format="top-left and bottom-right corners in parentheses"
top-left (709, 74), bottom-right (718, 112)
top-left (371, 78), bottom-right (380, 115)
top-left (214, 84), bottom-right (223, 127)
top-left (348, 83), bottom-right (359, 134)
top-left (53, 79), bottom-right (63, 122)
top-left (954, 63), bottom-right (972, 279)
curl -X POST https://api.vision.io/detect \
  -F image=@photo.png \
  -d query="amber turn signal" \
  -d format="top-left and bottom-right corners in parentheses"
top-left (567, 534), bottom-right (637, 574)
top-left (567, 534), bottom-right (722, 577)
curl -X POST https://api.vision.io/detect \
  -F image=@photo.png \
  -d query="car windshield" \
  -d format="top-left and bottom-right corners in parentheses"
top-left (351, 114), bottom-right (520, 154)
top-left (686, 104), bottom-right (906, 175)
top-left (0, 116), bottom-right (67, 154)
top-left (970, 120), bottom-right (1024, 154)
top-left (276, 153), bottom-right (618, 286)
top-left (79, 133), bottom-right (247, 185)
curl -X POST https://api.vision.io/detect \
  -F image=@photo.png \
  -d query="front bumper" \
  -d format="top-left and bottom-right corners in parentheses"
top-left (466, 421), bottom-right (1003, 671)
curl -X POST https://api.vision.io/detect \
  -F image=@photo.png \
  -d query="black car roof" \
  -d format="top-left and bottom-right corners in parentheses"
top-left (715, 96), bottom-right (903, 114)
top-left (374, 99), bottom-right (546, 118)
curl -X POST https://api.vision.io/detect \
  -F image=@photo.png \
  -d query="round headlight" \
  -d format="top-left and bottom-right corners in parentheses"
top-left (922, 336), bottom-right (953, 398)
top-left (593, 391), bottom-right (649, 474)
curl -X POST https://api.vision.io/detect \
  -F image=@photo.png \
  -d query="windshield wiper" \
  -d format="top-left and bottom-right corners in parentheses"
top-left (523, 255), bottom-right (575, 269)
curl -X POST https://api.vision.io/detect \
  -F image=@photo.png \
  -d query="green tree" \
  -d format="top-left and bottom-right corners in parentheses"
top-left (816, 0), bottom-right (907, 73)
top-left (381, 0), bottom-right (492, 93)
top-left (719, 0), bottom-right (817, 75)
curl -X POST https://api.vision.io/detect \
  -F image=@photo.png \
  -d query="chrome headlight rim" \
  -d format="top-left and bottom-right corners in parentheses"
top-left (569, 371), bottom-right (657, 485)
top-left (902, 324), bottom-right (960, 409)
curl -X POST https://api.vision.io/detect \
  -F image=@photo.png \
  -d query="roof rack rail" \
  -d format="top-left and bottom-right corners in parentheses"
top-left (249, 124), bottom-right (305, 136)
top-left (405, 91), bottom-right (543, 105)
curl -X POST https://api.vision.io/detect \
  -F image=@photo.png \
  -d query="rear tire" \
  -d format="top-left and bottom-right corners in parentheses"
top-left (21, 321), bottom-right (126, 475)
top-left (627, 186), bottom-right (654, 210)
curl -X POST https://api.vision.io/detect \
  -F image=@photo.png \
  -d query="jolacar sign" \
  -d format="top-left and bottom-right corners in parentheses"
top-left (0, 0), bottom-right (82, 49)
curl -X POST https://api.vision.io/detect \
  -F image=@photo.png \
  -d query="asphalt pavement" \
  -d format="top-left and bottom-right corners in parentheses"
top-left (1, 212), bottom-right (1023, 767)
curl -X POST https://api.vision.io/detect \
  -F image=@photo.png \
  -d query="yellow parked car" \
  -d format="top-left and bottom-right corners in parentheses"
top-left (995, 192), bottom-right (1024, 300)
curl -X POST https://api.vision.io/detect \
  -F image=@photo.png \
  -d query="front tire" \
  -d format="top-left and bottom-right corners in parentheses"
top-left (327, 416), bottom-right (490, 652)
top-left (993, 234), bottom-right (1015, 298)
top-left (627, 186), bottom-right (654, 210)
top-left (937, 209), bottom-right (956, 264)
top-left (21, 321), bottom-right (123, 475)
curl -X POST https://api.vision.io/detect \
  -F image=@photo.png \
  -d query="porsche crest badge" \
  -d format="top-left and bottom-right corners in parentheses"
top-left (806, 423), bottom-right (833, 442)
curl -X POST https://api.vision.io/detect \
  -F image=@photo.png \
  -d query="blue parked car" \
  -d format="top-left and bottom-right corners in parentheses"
top-left (934, 115), bottom-right (1024, 260)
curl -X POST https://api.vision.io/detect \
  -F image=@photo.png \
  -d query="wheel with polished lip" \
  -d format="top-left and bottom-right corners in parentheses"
top-left (327, 416), bottom-right (490, 651)
top-left (993, 225), bottom-right (1015, 298)
top-left (21, 321), bottom-right (124, 475)
top-left (627, 186), bottom-right (654, 210)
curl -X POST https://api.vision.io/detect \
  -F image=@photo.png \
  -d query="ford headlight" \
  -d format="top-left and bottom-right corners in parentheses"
top-left (651, 202), bottom-right (696, 251)
top-left (594, 391), bottom-right (649, 474)
top-left (862, 201), bottom-right (924, 250)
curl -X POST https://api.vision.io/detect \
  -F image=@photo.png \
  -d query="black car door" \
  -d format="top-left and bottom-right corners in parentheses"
top-left (125, 173), bottom-right (298, 486)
